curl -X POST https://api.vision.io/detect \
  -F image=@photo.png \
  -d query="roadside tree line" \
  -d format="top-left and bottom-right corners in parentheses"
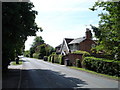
top-left (2, 2), bottom-right (42, 71)
top-left (24, 36), bottom-right (55, 59)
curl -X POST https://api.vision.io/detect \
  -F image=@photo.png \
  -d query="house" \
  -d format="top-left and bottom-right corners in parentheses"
top-left (55, 28), bottom-right (96, 55)
top-left (55, 44), bottom-right (62, 54)
top-left (60, 38), bottom-right (74, 55)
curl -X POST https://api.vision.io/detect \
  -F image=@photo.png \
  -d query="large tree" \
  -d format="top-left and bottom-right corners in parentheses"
top-left (2, 2), bottom-right (41, 71)
top-left (29, 36), bottom-right (44, 58)
top-left (29, 36), bottom-right (54, 58)
top-left (90, 2), bottom-right (120, 60)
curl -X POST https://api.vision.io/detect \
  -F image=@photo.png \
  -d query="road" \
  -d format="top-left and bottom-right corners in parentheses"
top-left (19, 57), bottom-right (119, 89)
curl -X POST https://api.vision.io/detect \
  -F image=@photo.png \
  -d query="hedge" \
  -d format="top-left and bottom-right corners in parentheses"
top-left (43, 56), bottom-right (48, 61)
top-left (76, 59), bottom-right (81, 67)
top-left (48, 55), bottom-right (52, 62)
top-left (72, 50), bottom-right (90, 56)
top-left (83, 57), bottom-right (120, 76)
top-left (33, 53), bottom-right (40, 59)
top-left (59, 55), bottom-right (64, 65)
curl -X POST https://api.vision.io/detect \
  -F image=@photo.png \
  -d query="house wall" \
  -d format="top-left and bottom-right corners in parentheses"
top-left (69, 44), bottom-right (79, 52)
top-left (61, 41), bottom-right (69, 55)
top-left (79, 39), bottom-right (95, 53)
top-left (64, 53), bottom-right (83, 67)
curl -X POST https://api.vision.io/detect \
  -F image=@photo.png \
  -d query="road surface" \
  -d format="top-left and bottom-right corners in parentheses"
top-left (19, 57), bottom-right (119, 89)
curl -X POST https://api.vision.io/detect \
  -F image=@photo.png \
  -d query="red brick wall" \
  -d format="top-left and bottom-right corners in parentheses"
top-left (65, 53), bottom-right (83, 66)
top-left (79, 39), bottom-right (95, 53)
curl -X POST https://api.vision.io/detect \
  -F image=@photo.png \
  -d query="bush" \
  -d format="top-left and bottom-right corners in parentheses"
top-left (59, 55), bottom-right (64, 65)
top-left (76, 59), bottom-right (81, 67)
top-left (72, 50), bottom-right (90, 56)
top-left (54, 54), bottom-right (59, 63)
top-left (83, 57), bottom-right (120, 76)
top-left (43, 56), bottom-right (48, 61)
top-left (48, 55), bottom-right (51, 62)
top-left (33, 53), bottom-right (39, 59)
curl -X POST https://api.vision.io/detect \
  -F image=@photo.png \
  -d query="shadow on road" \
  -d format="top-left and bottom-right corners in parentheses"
top-left (2, 68), bottom-right (90, 89)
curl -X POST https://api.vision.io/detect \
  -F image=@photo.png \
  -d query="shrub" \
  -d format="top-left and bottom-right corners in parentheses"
top-left (59, 55), bottom-right (64, 65)
top-left (33, 53), bottom-right (39, 59)
top-left (72, 50), bottom-right (90, 56)
top-left (48, 55), bottom-right (51, 62)
top-left (54, 54), bottom-right (59, 63)
top-left (83, 57), bottom-right (120, 76)
top-left (43, 56), bottom-right (48, 61)
top-left (76, 59), bottom-right (81, 67)
top-left (51, 55), bottom-right (54, 63)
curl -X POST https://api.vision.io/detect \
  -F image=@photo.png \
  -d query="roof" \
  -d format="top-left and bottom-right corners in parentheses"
top-left (55, 44), bottom-right (62, 48)
top-left (69, 37), bottom-right (86, 45)
top-left (64, 38), bottom-right (74, 45)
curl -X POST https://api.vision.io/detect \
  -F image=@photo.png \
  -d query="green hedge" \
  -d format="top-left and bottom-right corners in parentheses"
top-left (59, 55), bottom-right (64, 65)
top-left (83, 57), bottom-right (120, 76)
top-left (48, 55), bottom-right (52, 62)
top-left (33, 53), bottom-right (40, 59)
top-left (72, 50), bottom-right (90, 56)
top-left (47, 53), bottom-right (64, 65)
top-left (43, 56), bottom-right (48, 61)
top-left (76, 59), bottom-right (81, 67)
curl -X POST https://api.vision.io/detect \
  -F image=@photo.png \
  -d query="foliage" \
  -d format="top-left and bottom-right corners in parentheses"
top-left (76, 59), bottom-right (81, 67)
top-left (33, 53), bottom-right (40, 59)
top-left (72, 50), bottom-right (90, 56)
top-left (59, 55), bottom-right (64, 65)
top-left (48, 55), bottom-right (52, 62)
top-left (43, 56), bottom-right (48, 61)
top-left (47, 53), bottom-right (64, 64)
top-left (83, 57), bottom-right (120, 76)
top-left (29, 46), bottom-right (35, 58)
top-left (30, 36), bottom-right (44, 58)
top-left (90, 2), bottom-right (120, 60)
top-left (70, 66), bottom-right (119, 80)
top-left (2, 2), bottom-right (41, 70)
top-left (11, 60), bottom-right (23, 65)
top-left (30, 36), bottom-right (54, 58)
top-left (24, 50), bottom-right (30, 57)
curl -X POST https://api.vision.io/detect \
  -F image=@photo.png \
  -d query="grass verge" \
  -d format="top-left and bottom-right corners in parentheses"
top-left (69, 66), bottom-right (119, 81)
top-left (11, 60), bottom-right (23, 65)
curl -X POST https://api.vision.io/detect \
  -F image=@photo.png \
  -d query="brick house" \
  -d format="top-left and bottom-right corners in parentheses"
top-left (55, 28), bottom-right (97, 66)
top-left (56, 28), bottom-right (96, 55)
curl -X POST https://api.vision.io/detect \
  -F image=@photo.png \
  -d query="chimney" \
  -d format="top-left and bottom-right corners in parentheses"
top-left (85, 28), bottom-right (92, 39)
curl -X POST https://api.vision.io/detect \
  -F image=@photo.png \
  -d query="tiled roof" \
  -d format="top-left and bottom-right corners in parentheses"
top-left (69, 37), bottom-right (86, 44)
top-left (55, 44), bottom-right (62, 48)
top-left (64, 38), bottom-right (74, 45)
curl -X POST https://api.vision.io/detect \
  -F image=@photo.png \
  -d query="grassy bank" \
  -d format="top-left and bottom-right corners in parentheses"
top-left (69, 66), bottom-right (119, 81)
top-left (11, 60), bottom-right (23, 65)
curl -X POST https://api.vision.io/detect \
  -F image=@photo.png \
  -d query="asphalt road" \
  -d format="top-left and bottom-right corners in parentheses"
top-left (19, 57), bottom-right (119, 89)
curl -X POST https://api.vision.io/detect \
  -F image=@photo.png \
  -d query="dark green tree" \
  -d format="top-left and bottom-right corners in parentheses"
top-left (29, 36), bottom-right (44, 58)
top-left (90, 2), bottom-right (120, 60)
top-left (2, 2), bottom-right (41, 71)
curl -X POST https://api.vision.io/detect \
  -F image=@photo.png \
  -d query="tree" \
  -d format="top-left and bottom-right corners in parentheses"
top-left (2, 2), bottom-right (41, 71)
top-left (29, 36), bottom-right (55, 58)
top-left (29, 36), bottom-right (44, 58)
top-left (90, 2), bottom-right (120, 60)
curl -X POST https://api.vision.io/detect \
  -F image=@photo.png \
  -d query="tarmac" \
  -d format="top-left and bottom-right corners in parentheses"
top-left (2, 62), bottom-right (22, 89)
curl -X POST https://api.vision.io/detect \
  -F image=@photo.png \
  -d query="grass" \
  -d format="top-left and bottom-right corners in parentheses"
top-left (11, 60), bottom-right (23, 65)
top-left (69, 66), bottom-right (119, 80)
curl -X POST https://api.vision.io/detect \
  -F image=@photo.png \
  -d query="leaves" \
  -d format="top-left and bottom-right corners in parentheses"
top-left (2, 2), bottom-right (40, 70)
top-left (90, 2), bottom-right (120, 60)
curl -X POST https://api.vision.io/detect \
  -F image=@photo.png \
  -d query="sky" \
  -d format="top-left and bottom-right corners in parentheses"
top-left (25, 0), bottom-right (101, 50)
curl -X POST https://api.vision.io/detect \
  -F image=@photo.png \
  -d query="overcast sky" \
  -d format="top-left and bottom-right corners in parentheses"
top-left (25, 0), bottom-right (101, 50)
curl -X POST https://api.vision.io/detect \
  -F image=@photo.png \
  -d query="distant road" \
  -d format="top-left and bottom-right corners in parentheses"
top-left (19, 57), bottom-right (119, 89)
